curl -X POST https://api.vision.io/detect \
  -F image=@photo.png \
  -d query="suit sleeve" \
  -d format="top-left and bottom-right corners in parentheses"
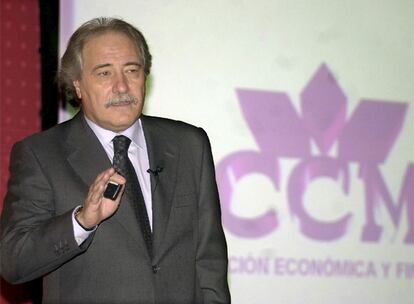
top-left (196, 129), bottom-right (231, 303)
top-left (0, 141), bottom-right (89, 284)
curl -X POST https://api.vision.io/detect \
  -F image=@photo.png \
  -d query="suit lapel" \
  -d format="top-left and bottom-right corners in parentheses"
top-left (64, 113), bottom-right (143, 246)
top-left (65, 113), bottom-right (110, 187)
top-left (142, 116), bottom-right (179, 260)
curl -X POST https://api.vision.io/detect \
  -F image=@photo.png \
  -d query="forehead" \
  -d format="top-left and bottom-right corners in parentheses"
top-left (81, 31), bottom-right (140, 65)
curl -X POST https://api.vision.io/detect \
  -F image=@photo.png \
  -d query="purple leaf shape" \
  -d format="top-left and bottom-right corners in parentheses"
top-left (301, 64), bottom-right (347, 155)
top-left (338, 99), bottom-right (408, 163)
top-left (237, 89), bottom-right (310, 158)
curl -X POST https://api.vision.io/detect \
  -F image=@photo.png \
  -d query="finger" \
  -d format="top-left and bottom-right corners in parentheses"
top-left (85, 168), bottom-right (117, 208)
top-left (110, 172), bottom-right (126, 185)
top-left (96, 167), bottom-right (112, 181)
top-left (98, 167), bottom-right (116, 184)
top-left (85, 189), bottom-right (102, 208)
top-left (93, 168), bottom-right (117, 192)
top-left (88, 176), bottom-right (110, 206)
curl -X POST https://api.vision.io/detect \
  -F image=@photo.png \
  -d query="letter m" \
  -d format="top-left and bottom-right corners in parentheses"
top-left (360, 163), bottom-right (414, 244)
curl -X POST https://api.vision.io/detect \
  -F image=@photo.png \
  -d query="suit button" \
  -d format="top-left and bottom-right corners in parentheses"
top-left (152, 265), bottom-right (160, 273)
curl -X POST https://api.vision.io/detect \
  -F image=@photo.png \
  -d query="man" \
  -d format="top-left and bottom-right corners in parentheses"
top-left (0, 17), bottom-right (230, 304)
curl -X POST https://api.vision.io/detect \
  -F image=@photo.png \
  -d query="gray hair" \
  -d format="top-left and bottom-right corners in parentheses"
top-left (59, 17), bottom-right (152, 106)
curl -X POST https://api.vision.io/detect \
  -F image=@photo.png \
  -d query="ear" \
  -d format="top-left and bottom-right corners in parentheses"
top-left (73, 80), bottom-right (82, 99)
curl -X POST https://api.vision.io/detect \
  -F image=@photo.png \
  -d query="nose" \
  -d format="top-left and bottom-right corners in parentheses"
top-left (113, 72), bottom-right (129, 94)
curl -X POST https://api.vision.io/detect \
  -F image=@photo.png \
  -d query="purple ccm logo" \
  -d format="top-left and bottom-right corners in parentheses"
top-left (217, 64), bottom-right (414, 244)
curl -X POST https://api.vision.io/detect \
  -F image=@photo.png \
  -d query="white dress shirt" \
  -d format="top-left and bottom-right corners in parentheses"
top-left (72, 115), bottom-right (152, 245)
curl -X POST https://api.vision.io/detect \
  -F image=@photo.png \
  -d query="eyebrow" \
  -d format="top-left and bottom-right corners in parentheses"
top-left (92, 63), bottom-right (111, 73)
top-left (91, 62), bottom-right (142, 73)
top-left (125, 61), bottom-right (142, 67)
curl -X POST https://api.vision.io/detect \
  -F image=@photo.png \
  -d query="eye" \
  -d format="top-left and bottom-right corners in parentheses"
top-left (125, 64), bottom-right (142, 75)
top-left (97, 70), bottom-right (111, 77)
top-left (126, 67), bottom-right (139, 74)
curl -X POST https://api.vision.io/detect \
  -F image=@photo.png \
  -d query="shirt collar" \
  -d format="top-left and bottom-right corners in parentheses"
top-left (84, 115), bottom-right (145, 150)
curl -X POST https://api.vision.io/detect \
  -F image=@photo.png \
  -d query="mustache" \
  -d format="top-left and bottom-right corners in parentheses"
top-left (104, 94), bottom-right (138, 108)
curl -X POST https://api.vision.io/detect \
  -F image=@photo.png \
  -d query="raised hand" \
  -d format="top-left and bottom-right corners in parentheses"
top-left (76, 167), bottom-right (126, 229)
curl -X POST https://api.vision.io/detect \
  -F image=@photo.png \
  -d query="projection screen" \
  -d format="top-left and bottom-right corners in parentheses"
top-left (60, 1), bottom-right (414, 303)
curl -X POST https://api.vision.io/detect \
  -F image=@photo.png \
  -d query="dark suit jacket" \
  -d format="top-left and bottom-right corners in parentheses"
top-left (0, 112), bottom-right (230, 304)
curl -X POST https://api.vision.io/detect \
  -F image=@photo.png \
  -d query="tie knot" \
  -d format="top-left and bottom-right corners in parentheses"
top-left (113, 135), bottom-right (131, 155)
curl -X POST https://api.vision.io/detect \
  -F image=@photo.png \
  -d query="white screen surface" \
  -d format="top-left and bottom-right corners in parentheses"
top-left (60, 1), bottom-right (414, 303)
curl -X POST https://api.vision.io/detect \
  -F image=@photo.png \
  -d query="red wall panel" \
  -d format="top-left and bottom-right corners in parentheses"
top-left (1, 1), bottom-right (42, 303)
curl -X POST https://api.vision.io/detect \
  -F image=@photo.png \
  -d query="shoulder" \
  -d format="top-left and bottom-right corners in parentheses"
top-left (142, 115), bottom-right (209, 141)
top-left (12, 114), bottom-right (80, 153)
top-left (142, 115), bottom-right (200, 131)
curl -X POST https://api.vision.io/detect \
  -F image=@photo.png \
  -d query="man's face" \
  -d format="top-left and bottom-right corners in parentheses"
top-left (73, 31), bottom-right (146, 132)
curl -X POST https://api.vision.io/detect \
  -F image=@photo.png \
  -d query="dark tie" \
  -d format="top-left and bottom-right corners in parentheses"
top-left (112, 135), bottom-right (153, 258)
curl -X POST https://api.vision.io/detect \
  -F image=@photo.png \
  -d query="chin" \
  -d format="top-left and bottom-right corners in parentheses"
top-left (113, 115), bottom-right (139, 129)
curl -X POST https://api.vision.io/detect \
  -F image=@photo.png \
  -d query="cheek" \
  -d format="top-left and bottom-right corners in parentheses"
top-left (128, 88), bottom-right (144, 102)
top-left (137, 81), bottom-right (147, 97)
top-left (87, 87), bottom-right (111, 104)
